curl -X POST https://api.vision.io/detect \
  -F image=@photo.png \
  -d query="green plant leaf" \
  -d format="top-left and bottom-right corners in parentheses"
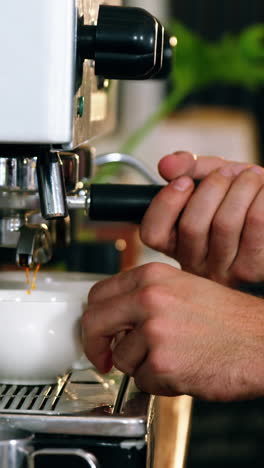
top-left (118, 22), bottom-right (263, 157)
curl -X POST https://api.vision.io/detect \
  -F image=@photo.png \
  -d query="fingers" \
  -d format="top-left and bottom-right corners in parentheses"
top-left (207, 166), bottom-right (264, 280)
top-left (141, 153), bottom-right (264, 287)
top-left (158, 151), bottom-right (197, 180)
top-left (231, 181), bottom-right (264, 283)
top-left (159, 151), bottom-right (236, 181)
top-left (88, 263), bottom-right (176, 304)
top-left (83, 273), bottom-right (171, 372)
top-left (82, 334), bottom-right (114, 374)
top-left (134, 363), bottom-right (176, 396)
top-left (83, 263), bottom-right (180, 374)
top-left (112, 328), bottom-right (148, 376)
top-left (140, 176), bottom-right (195, 256)
top-left (82, 291), bottom-right (145, 373)
top-left (88, 266), bottom-right (148, 305)
top-left (88, 271), bottom-right (137, 305)
top-left (176, 167), bottom-right (237, 270)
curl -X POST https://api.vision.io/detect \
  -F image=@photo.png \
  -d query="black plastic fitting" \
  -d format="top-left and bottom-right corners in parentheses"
top-left (78, 5), bottom-right (165, 80)
top-left (88, 182), bottom-right (200, 224)
top-left (89, 184), bottom-right (163, 223)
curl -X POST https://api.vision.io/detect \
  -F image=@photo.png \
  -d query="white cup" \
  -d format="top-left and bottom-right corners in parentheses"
top-left (0, 273), bottom-right (99, 385)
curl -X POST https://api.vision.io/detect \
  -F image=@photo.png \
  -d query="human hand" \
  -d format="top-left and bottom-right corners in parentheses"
top-left (82, 262), bottom-right (264, 401)
top-left (140, 151), bottom-right (264, 287)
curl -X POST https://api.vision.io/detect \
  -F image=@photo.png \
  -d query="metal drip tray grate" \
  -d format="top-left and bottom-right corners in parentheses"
top-left (0, 374), bottom-right (69, 414)
top-left (0, 369), bottom-right (119, 415)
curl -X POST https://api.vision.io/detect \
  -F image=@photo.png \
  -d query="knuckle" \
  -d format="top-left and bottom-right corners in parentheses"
top-left (240, 235), bottom-right (263, 255)
top-left (140, 227), bottom-right (167, 252)
top-left (155, 184), bottom-right (187, 206)
top-left (138, 262), bottom-right (167, 282)
top-left (138, 285), bottom-right (160, 309)
top-left (246, 210), bottom-right (264, 230)
top-left (179, 219), bottom-right (203, 240)
top-left (210, 169), bottom-right (226, 182)
top-left (206, 168), bottom-right (232, 187)
top-left (212, 215), bottom-right (234, 237)
top-left (138, 284), bottom-right (170, 311)
top-left (240, 166), bottom-right (263, 182)
top-left (147, 351), bottom-right (167, 375)
top-left (112, 352), bottom-right (133, 376)
top-left (141, 319), bottom-right (163, 342)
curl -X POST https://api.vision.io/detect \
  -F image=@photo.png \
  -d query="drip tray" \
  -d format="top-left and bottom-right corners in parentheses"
top-left (0, 369), bottom-right (119, 415)
top-left (0, 369), bottom-right (150, 438)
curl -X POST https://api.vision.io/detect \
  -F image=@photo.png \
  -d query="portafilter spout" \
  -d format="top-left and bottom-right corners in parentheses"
top-left (16, 224), bottom-right (52, 268)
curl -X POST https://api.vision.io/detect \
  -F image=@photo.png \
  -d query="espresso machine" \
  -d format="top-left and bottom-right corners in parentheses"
top-left (0, 1), bottom-right (191, 466)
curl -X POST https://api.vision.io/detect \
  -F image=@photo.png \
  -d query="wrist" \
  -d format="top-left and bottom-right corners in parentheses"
top-left (238, 298), bottom-right (264, 399)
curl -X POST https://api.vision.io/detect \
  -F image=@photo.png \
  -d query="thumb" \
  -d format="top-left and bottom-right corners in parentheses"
top-left (159, 151), bottom-right (228, 181)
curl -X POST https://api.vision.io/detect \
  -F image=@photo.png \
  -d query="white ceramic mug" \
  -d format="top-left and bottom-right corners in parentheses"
top-left (0, 273), bottom-right (99, 384)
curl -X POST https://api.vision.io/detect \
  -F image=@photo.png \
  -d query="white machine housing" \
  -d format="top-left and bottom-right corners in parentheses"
top-left (0, 0), bottom-right (119, 149)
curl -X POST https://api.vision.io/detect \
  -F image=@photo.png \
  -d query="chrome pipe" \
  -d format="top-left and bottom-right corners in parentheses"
top-left (95, 153), bottom-right (161, 185)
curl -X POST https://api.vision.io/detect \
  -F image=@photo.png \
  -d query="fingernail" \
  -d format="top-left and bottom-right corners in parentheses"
top-left (250, 165), bottom-right (264, 175)
top-left (172, 176), bottom-right (193, 191)
top-left (171, 150), bottom-right (195, 159)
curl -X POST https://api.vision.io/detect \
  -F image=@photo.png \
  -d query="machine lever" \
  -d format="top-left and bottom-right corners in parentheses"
top-left (89, 184), bottom-right (162, 223)
top-left (88, 182), bottom-right (200, 224)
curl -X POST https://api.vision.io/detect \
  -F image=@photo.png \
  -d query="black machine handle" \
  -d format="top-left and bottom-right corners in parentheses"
top-left (89, 183), bottom-right (199, 223)
top-left (89, 180), bottom-right (200, 224)
top-left (89, 184), bottom-right (162, 223)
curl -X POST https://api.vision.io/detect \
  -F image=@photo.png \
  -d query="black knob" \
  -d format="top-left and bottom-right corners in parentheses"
top-left (78, 5), bottom-right (165, 80)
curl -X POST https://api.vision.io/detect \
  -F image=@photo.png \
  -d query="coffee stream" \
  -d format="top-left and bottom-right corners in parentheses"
top-left (25, 264), bottom-right (40, 294)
